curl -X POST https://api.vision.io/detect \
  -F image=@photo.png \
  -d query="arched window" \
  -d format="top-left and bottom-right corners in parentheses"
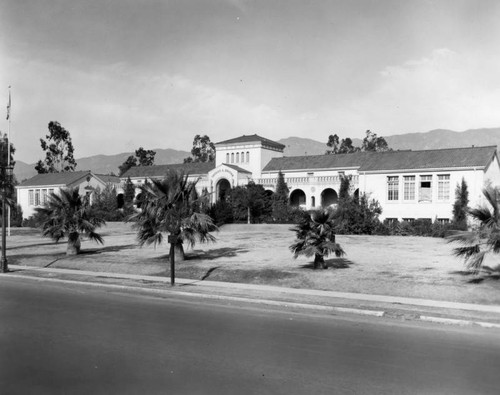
top-left (236, 152), bottom-right (239, 163)
top-left (241, 152), bottom-right (245, 162)
top-left (231, 153), bottom-right (234, 163)
top-left (246, 151), bottom-right (250, 162)
top-left (226, 153), bottom-right (229, 163)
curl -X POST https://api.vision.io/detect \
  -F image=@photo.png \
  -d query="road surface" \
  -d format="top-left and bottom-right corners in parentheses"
top-left (1, 277), bottom-right (499, 394)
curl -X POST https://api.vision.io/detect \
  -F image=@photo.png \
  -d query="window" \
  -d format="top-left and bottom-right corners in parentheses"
top-left (231, 153), bottom-right (234, 163)
top-left (438, 174), bottom-right (450, 201)
top-left (241, 152), bottom-right (245, 163)
top-left (28, 190), bottom-right (34, 205)
top-left (419, 175), bottom-right (432, 202)
top-left (246, 151), bottom-right (249, 162)
top-left (387, 176), bottom-right (399, 201)
top-left (403, 176), bottom-right (415, 200)
top-left (34, 190), bottom-right (40, 206)
top-left (236, 152), bottom-right (239, 163)
top-left (226, 153), bottom-right (229, 163)
top-left (41, 189), bottom-right (48, 205)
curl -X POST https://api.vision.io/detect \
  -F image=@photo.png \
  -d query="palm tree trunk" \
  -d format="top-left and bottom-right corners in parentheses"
top-left (67, 235), bottom-right (81, 255)
top-left (247, 206), bottom-right (251, 224)
top-left (174, 242), bottom-right (185, 262)
top-left (314, 254), bottom-right (327, 269)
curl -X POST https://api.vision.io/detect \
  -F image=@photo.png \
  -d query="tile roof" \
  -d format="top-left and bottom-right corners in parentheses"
top-left (17, 170), bottom-right (94, 187)
top-left (95, 174), bottom-right (121, 184)
top-left (121, 162), bottom-right (216, 179)
top-left (222, 164), bottom-right (252, 174)
top-left (262, 146), bottom-right (498, 172)
top-left (216, 134), bottom-right (285, 150)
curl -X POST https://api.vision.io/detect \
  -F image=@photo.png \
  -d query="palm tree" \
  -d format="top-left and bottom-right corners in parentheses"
top-left (447, 186), bottom-right (500, 273)
top-left (128, 171), bottom-right (217, 262)
top-left (290, 209), bottom-right (345, 269)
top-left (35, 187), bottom-right (105, 255)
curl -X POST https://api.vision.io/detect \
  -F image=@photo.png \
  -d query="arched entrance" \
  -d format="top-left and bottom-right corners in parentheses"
top-left (117, 193), bottom-right (124, 209)
top-left (290, 189), bottom-right (306, 207)
top-left (321, 188), bottom-right (338, 207)
top-left (217, 178), bottom-right (231, 201)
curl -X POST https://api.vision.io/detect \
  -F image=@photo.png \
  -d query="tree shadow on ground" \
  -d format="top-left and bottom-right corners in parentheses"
top-left (9, 242), bottom-right (61, 250)
top-left (450, 266), bottom-right (500, 284)
top-left (79, 244), bottom-right (138, 255)
top-left (186, 247), bottom-right (250, 261)
top-left (299, 257), bottom-right (354, 270)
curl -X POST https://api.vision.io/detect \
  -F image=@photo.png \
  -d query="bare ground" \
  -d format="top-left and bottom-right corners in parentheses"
top-left (6, 222), bottom-right (500, 305)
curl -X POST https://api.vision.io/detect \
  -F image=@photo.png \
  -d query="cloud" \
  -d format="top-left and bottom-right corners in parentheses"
top-left (303, 48), bottom-right (500, 138)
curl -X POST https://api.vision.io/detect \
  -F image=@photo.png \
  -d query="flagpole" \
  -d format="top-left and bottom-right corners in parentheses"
top-left (7, 87), bottom-right (11, 237)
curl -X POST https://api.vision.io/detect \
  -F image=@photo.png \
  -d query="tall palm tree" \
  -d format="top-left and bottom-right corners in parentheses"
top-left (290, 209), bottom-right (345, 269)
top-left (447, 186), bottom-right (500, 273)
top-left (128, 171), bottom-right (217, 262)
top-left (35, 187), bottom-right (105, 255)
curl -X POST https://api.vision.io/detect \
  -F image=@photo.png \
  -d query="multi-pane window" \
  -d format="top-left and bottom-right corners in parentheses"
top-left (438, 174), bottom-right (450, 200)
top-left (41, 189), bottom-right (48, 205)
top-left (419, 175), bottom-right (432, 202)
top-left (387, 176), bottom-right (399, 201)
top-left (403, 176), bottom-right (415, 200)
top-left (28, 190), bottom-right (34, 205)
top-left (34, 190), bottom-right (40, 206)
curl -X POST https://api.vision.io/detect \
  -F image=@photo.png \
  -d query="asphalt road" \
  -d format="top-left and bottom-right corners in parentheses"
top-left (1, 277), bottom-right (499, 395)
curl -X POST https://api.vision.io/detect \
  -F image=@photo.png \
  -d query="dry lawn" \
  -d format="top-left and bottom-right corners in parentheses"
top-left (6, 222), bottom-right (500, 305)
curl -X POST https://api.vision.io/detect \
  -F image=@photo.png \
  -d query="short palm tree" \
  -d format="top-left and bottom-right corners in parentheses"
top-left (290, 209), bottom-right (345, 269)
top-left (35, 187), bottom-right (105, 255)
top-left (447, 186), bottom-right (500, 273)
top-left (128, 171), bottom-right (217, 262)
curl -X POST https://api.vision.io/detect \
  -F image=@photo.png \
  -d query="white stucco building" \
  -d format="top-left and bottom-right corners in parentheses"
top-left (120, 134), bottom-right (500, 222)
top-left (16, 134), bottom-right (500, 222)
top-left (16, 171), bottom-right (120, 219)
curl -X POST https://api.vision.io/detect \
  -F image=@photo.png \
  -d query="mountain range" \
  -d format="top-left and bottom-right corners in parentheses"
top-left (15, 127), bottom-right (500, 182)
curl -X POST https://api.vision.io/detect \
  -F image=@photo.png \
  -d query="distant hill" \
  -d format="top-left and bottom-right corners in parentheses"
top-left (15, 148), bottom-right (190, 182)
top-left (384, 128), bottom-right (500, 150)
top-left (14, 127), bottom-right (500, 182)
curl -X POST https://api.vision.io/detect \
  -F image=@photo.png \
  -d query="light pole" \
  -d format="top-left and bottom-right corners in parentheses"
top-left (0, 135), bottom-right (13, 273)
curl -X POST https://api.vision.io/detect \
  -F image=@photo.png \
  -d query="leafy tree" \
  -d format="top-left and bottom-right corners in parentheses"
top-left (290, 209), bottom-right (345, 269)
top-left (184, 134), bottom-right (215, 163)
top-left (231, 182), bottom-right (271, 224)
top-left (35, 187), bottom-right (105, 255)
top-left (118, 156), bottom-right (137, 176)
top-left (272, 171), bottom-right (290, 221)
top-left (35, 121), bottom-right (77, 173)
top-left (361, 130), bottom-right (390, 152)
top-left (326, 134), bottom-right (340, 154)
top-left (135, 147), bottom-right (156, 166)
top-left (118, 147), bottom-right (156, 176)
top-left (128, 171), bottom-right (218, 262)
top-left (452, 178), bottom-right (469, 229)
top-left (334, 193), bottom-right (382, 234)
top-left (123, 177), bottom-right (136, 206)
top-left (91, 184), bottom-right (124, 221)
top-left (447, 187), bottom-right (500, 273)
top-left (338, 138), bottom-right (359, 154)
top-left (339, 175), bottom-right (351, 200)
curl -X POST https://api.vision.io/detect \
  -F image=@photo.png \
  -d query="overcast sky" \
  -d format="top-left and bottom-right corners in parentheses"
top-left (1, 0), bottom-right (500, 163)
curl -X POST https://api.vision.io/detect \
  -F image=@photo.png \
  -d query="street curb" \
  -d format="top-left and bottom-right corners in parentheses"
top-left (3, 273), bottom-right (500, 329)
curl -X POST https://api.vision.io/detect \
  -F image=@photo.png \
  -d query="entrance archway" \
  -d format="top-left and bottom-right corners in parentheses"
top-left (217, 178), bottom-right (231, 201)
top-left (321, 188), bottom-right (338, 207)
top-left (290, 189), bottom-right (306, 207)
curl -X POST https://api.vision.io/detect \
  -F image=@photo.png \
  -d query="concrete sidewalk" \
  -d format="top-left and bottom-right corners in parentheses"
top-left (5, 264), bottom-right (500, 329)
